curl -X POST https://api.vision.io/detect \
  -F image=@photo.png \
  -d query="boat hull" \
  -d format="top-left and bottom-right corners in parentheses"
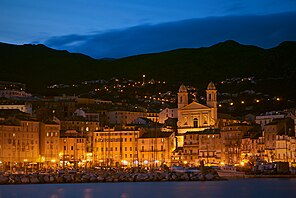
top-left (217, 170), bottom-right (245, 178)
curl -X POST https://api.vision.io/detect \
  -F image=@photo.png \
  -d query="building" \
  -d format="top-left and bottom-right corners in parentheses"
top-left (177, 82), bottom-right (218, 146)
top-left (145, 112), bottom-right (159, 123)
top-left (0, 90), bottom-right (32, 99)
top-left (241, 136), bottom-right (265, 163)
top-left (0, 118), bottom-right (39, 168)
top-left (92, 127), bottom-right (142, 167)
top-left (220, 126), bottom-right (245, 165)
top-left (39, 121), bottom-right (61, 168)
top-left (107, 110), bottom-right (145, 125)
top-left (60, 118), bottom-right (100, 152)
top-left (0, 81), bottom-right (26, 91)
top-left (256, 111), bottom-right (286, 127)
top-left (33, 98), bottom-right (76, 118)
top-left (138, 130), bottom-right (175, 167)
top-left (0, 103), bottom-right (32, 114)
top-left (263, 118), bottom-right (295, 162)
top-left (183, 129), bottom-right (221, 166)
top-left (0, 81), bottom-right (31, 99)
top-left (59, 130), bottom-right (88, 168)
top-left (158, 108), bottom-right (178, 124)
top-left (217, 113), bottom-right (240, 128)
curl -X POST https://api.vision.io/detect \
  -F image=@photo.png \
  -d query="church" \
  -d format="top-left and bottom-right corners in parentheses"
top-left (176, 82), bottom-right (218, 146)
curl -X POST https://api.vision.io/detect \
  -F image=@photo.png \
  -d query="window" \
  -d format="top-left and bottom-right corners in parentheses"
top-left (193, 118), bottom-right (198, 128)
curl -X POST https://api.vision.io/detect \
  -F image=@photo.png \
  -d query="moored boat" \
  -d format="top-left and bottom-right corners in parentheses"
top-left (216, 165), bottom-right (245, 178)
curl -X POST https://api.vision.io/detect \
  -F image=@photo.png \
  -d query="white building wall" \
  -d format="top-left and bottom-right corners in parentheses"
top-left (0, 104), bottom-right (32, 114)
top-left (158, 108), bottom-right (178, 124)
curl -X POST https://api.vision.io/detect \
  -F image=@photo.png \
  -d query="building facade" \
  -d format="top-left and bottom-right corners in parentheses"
top-left (0, 119), bottom-right (39, 167)
top-left (39, 121), bottom-right (61, 168)
top-left (92, 127), bottom-right (141, 167)
top-left (177, 82), bottom-right (218, 146)
top-left (138, 130), bottom-right (175, 167)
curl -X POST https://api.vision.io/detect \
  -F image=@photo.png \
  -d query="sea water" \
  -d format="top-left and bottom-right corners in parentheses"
top-left (1, 178), bottom-right (296, 198)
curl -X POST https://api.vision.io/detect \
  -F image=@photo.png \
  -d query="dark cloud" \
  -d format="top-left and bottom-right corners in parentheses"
top-left (224, 1), bottom-right (246, 13)
top-left (43, 12), bottom-right (296, 58)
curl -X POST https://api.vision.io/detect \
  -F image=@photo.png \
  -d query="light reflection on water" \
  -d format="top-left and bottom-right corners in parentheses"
top-left (1, 179), bottom-right (296, 198)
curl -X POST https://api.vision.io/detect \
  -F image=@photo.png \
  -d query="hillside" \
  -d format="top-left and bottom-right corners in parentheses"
top-left (0, 41), bottom-right (296, 99)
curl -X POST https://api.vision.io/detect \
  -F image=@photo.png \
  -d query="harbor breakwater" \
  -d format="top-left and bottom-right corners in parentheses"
top-left (0, 170), bottom-right (223, 185)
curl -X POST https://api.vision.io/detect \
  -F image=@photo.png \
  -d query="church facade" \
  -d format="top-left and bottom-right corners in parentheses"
top-left (176, 82), bottom-right (218, 146)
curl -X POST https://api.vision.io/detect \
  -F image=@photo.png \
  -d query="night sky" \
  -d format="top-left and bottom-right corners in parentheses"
top-left (1, 0), bottom-right (296, 58)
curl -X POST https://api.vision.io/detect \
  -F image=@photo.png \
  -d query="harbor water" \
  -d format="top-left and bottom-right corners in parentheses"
top-left (1, 178), bottom-right (296, 198)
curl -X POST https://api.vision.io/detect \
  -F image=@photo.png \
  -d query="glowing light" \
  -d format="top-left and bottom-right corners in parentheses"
top-left (276, 97), bottom-right (280, 101)
top-left (240, 161), bottom-right (245, 166)
top-left (144, 160), bottom-right (149, 165)
top-left (256, 99), bottom-right (260, 103)
top-left (241, 101), bottom-right (245, 104)
top-left (183, 161), bottom-right (188, 164)
top-left (230, 102), bottom-right (234, 106)
top-left (121, 160), bottom-right (128, 165)
top-left (24, 159), bottom-right (28, 162)
top-left (218, 104), bottom-right (222, 107)
top-left (51, 159), bottom-right (56, 163)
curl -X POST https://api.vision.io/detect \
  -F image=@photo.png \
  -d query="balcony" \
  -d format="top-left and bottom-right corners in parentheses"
top-left (140, 149), bottom-right (166, 152)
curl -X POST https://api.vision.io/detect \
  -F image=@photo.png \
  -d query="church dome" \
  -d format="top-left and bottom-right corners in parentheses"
top-left (179, 84), bottom-right (187, 92)
top-left (207, 82), bottom-right (216, 90)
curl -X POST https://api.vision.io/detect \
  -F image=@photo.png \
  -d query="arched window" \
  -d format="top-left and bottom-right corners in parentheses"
top-left (193, 118), bottom-right (198, 128)
top-left (209, 93), bottom-right (212, 100)
top-left (180, 96), bottom-right (183, 103)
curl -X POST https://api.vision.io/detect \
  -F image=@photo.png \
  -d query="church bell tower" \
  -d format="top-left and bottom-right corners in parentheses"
top-left (206, 82), bottom-right (217, 125)
top-left (178, 84), bottom-right (188, 109)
